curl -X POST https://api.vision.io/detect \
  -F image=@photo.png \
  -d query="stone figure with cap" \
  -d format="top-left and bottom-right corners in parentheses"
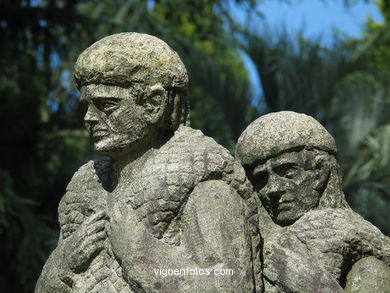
top-left (35, 32), bottom-right (259, 293)
top-left (236, 111), bottom-right (390, 293)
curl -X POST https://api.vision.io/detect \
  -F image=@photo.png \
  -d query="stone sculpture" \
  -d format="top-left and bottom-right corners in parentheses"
top-left (236, 111), bottom-right (390, 293)
top-left (36, 31), bottom-right (390, 293)
top-left (35, 32), bottom-right (259, 293)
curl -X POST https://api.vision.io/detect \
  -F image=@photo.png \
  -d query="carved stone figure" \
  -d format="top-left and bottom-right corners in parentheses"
top-left (236, 111), bottom-right (390, 293)
top-left (35, 33), bottom-right (259, 293)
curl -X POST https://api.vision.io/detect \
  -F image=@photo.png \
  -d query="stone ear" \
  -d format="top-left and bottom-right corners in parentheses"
top-left (313, 154), bottom-right (330, 191)
top-left (142, 84), bottom-right (168, 124)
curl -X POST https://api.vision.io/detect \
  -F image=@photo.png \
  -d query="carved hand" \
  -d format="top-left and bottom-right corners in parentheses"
top-left (61, 210), bottom-right (107, 273)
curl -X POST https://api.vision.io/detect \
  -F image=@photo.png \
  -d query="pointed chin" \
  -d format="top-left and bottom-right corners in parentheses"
top-left (92, 133), bottom-right (144, 157)
top-left (274, 207), bottom-right (302, 226)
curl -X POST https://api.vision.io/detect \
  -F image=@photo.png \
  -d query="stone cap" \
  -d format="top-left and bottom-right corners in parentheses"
top-left (236, 111), bottom-right (337, 165)
top-left (74, 32), bottom-right (188, 91)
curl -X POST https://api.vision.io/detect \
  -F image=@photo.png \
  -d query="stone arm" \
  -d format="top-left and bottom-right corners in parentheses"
top-left (262, 230), bottom-right (344, 293)
top-left (110, 180), bottom-right (254, 293)
top-left (262, 208), bottom-right (390, 293)
top-left (35, 232), bottom-right (72, 293)
top-left (345, 256), bottom-right (390, 293)
top-left (35, 211), bottom-right (107, 293)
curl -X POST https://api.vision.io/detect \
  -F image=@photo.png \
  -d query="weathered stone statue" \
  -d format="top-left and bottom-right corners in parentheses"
top-left (236, 111), bottom-right (390, 293)
top-left (35, 33), bottom-right (259, 293)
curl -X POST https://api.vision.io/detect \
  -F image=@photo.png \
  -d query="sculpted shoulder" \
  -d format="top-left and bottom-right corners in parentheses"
top-left (164, 126), bottom-right (249, 189)
top-left (274, 208), bottom-right (390, 281)
top-left (291, 208), bottom-right (390, 261)
top-left (123, 125), bottom-right (253, 241)
top-left (65, 157), bottom-right (111, 194)
top-left (166, 126), bottom-right (232, 164)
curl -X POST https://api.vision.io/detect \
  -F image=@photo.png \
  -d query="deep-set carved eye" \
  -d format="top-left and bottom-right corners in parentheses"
top-left (94, 99), bottom-right (120, 114)
top-left (274, 163), bottom-right (298, 179)
top-left (252, 170), bottom-right (269, 191)
top-left (101, 101), bottom-right (117, 112)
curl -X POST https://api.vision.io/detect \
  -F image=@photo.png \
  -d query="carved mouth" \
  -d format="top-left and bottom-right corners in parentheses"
top-left (277, 200), bottom-right (294, 209)
top-left (93, 130), bottom-right (107, 135)
top-left (91, 129), bottom-right (108, 140)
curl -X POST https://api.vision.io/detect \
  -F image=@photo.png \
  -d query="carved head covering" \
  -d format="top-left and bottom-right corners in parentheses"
top-left (74, 32), bottom-right (188, 92)
top-left (236, 111), bottom-right (337, 166)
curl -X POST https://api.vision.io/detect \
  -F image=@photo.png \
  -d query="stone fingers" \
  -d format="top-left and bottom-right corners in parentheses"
top-left (85, 219), bottom-right (106, 236)
top-left (84, 210), bottom-right (108, 226)
top-left (81, 224), bottom-right (106, 250)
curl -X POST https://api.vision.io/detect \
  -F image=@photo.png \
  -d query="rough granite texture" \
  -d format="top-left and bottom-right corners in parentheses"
top-left (36, 126), bottom-right (259, 292)
top-left (262, 208), bottom-right (390, 293)
top-left (74, 33), bottom-right (188, 91)
top-left (345, 256), bottom-right (390, 293)
top-left (36, 33), bottom-right (259, 293)
top-left (236, 111), bottom-right (337, 166)
top-left (36, 32), bottom-right (390, 293)
top-left (236, 111), bottom-right (390, 293)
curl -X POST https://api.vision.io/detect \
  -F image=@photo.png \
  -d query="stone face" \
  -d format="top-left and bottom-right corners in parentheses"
top-left (236, 112), bottom-right (348, 227)
top-left (236, 111), bottom-right (390, 293)
top-left (35, 33), bottom-right (258, 293)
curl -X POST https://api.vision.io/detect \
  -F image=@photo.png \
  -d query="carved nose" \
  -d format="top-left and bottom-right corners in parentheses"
top-left (267, 190), bottom-right (285, 201)
top-left (84, 106), bottom-right (99, 125)
top-left (263, 174), bottom-right (285, 200)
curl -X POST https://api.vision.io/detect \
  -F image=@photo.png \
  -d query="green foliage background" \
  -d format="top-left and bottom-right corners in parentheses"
top-left (0, 0), bottom-right (389, 292)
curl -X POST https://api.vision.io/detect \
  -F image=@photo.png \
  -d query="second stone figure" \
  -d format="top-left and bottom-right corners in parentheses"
top-left (236, 111), bottom-right (390, 293)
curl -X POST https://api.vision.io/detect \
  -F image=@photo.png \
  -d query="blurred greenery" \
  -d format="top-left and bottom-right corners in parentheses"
top-left (0, 0), bottom-right (389, 292)
top-left (244, 0), bottom-right (390, 237)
